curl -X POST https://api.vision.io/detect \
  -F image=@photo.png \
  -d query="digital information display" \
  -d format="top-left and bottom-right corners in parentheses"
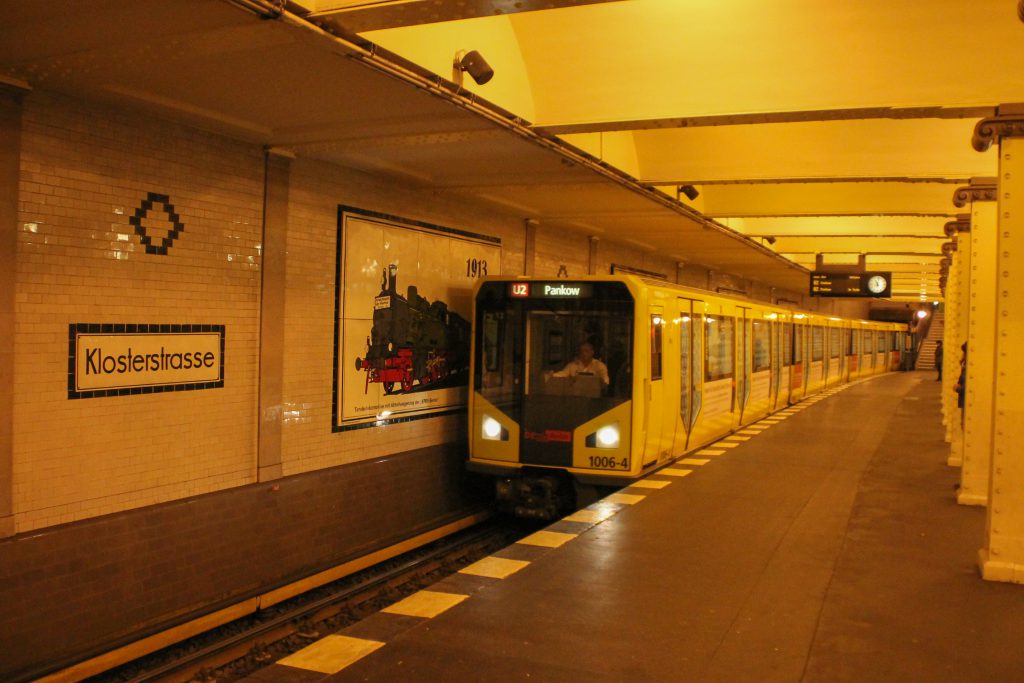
top-left (508, 282), bottom-right (594, 298)
top-left (810, 271), bottom-right (892, 298)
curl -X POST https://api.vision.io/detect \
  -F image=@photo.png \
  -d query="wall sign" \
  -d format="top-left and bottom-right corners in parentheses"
top-left (333, 206), bottom-right (501, 432)
top-left (68, 324), bottom-right (224, 399)
top-left (129, 192), bottom-right (185, 255)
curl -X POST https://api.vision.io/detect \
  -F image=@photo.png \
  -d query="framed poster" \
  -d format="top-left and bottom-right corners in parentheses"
top-left (333, 207), bottom-right (502, 431)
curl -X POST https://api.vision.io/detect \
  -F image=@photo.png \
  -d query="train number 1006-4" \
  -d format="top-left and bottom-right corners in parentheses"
top-left (588, 456), bottom-right (628, 469)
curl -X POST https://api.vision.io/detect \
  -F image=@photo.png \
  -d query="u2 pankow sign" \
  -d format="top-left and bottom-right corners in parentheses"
top-left (69, 324), bottom-right (224, 399)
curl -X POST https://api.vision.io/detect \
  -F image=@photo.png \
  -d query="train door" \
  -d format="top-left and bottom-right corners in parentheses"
top-left (736, 308), bottom-right (751, 425)
top-left (843, 328), bottom-right (852, 382)
top-left (677, 298), bottom-right (703, 452)
top-left (643, 307), bottom-right (665, 465)
top-left (770, 320), bottom-right (781, 411)
top-left (790, 321), bottom-right (804, 401)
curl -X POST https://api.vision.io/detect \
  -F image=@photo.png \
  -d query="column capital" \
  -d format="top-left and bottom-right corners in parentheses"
top-left (972, 103), bottom-right (1024, 152)
top-left (952, 179), bottom-right (997, 208)
top-left (943, 213), bottom-right (972, 235)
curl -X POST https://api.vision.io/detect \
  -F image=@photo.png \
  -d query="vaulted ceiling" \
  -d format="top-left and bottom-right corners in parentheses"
top-left (4, 0), bottom-right (1023, 304)
top-left (306, 0), bottom-right (1024, 303)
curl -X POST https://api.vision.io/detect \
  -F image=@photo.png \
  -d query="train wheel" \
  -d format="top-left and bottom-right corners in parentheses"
top-left (383, 382), bottom-right (395, 394)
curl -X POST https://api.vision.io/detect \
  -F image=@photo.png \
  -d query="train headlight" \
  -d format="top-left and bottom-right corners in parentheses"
top-left (482, 415), bottom-right (508, 441)
top-left (585, 423), bottom-right (620, 449)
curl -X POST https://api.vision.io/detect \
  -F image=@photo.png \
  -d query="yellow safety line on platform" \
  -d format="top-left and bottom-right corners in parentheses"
top-left (723, 435), bottom-right (751, 442)
top-left (711, 442), bottom-right (740, 449)
top-left (696, 448), bottom-right (726, 456)
top-left (564, 508), bottom-right (616, 524)
top-left (519, 530), bottom-right (577, 548)
top-left (605, 492), bottom-right (646, 505)
top-left (381, 590), bottom-right (468, 619)
top-left (460, 556), bottom-right (530, 579)
top-left (658, 468), bottom-right (693, 477)
top-left (679, 458), bottom-right (711, 465)
top-left (632, 479), bottom-right (672, 489)
top-left (278, 634), bottom-right (384, 674)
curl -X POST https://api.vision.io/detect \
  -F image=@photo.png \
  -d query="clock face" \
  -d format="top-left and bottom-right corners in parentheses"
top-left (867, 275), bottom-right (888, 294)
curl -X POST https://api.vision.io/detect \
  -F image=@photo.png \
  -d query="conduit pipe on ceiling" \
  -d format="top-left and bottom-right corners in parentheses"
top-left (220, 0), bottom-right (801, 272)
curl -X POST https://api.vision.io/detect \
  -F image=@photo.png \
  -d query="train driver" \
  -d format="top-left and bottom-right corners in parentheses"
top-left (545, 341), bottom-right (610, 386)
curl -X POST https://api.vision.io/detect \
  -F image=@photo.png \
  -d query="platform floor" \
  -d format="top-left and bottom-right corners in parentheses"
top-left (247, 372), bottom-right (1024, 682)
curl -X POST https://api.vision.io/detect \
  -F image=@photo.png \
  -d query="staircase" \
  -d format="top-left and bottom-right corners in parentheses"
top-left (915, 311), bottom-right (945, 370)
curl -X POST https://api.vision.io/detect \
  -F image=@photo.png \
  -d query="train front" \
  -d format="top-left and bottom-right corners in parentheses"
top-left (467, 278), bottom-right (636, 518)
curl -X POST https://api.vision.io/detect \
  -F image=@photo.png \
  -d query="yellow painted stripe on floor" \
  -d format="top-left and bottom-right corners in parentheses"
top-left (711, 442), bottom-right (740, 449)
top-left (659, 468), bottom-right (693, 477)
top-left (382, 590), bottom-right (468, 619)
top-left (605, 492), bottom-right (646, 505)
top-left (679, 458), bottom-right (710, 465)
top-left (738, 429), bottom-right (763, 435)
top-left (518, 530), bottom-right (577, 548)
top-left (723, 435), bottom-right (751, 442)
top-left (632, 478), bottom-right (672, 489)
top-left (459, 556), bottom-right (530, 579)
top-left (564, 508), bottom-right (615, 524)
top-left (278, 635), bottom-right (384, 674)
top-left (696, 448), bottom-right (726, 456)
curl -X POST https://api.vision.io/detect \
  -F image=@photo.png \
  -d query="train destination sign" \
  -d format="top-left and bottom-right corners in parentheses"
top-left (69, 324), bottom-right (225, 399)
top-left (508, 282), bottom-right (594, 298)
top-left (809, 271), bottom-right (892, 298)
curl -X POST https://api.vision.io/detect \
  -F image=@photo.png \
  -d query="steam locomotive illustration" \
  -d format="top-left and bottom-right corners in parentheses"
top-left (356, 264), bottom-right (471, 394)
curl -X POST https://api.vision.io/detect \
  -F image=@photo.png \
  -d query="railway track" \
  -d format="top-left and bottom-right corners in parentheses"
top-left (93, 515), bottom-right (536, 683)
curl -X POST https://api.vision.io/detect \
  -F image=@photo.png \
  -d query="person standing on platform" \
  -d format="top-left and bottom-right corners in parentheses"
top-left (935, 340), bottom-right (944, 381)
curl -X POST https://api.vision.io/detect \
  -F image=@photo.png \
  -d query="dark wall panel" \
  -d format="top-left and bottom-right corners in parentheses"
top-left (0, 442), bottom-right (484, 681)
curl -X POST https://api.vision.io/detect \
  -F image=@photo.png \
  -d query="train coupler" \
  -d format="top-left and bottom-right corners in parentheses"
top-left (495, 473), bottom-right (572, 520)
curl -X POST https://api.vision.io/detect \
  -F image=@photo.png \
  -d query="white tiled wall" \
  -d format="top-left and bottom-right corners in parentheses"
top-left (13, 93), bottom-right (262, 531)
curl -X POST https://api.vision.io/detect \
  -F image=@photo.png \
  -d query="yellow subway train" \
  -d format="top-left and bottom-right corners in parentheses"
top-left (466, 275), bottom-right (907, 518)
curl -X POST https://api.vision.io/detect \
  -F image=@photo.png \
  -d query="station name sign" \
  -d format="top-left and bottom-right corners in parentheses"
top-left (508, 282), bottom-right (593, 298)
top-left (809, 271), bottom-right (892, 298)
top-left (69, 324), bottom-right (224, 399)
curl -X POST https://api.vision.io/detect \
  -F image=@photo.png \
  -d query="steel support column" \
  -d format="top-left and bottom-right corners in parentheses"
top-left (978, 129), bottom-right (1024, 581)
top-left (957, 190), bottom-right (997, 506)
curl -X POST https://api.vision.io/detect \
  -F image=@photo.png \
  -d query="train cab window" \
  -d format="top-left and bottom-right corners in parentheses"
top-left (752, 320), bottom-right (771, 372)
top-left (706, 316), bottom-right (735, 381)
top-left (482, 311), bottom-right (504, 375)
top-left (650, 315), bottom-right (663, 381)
top-left (811, 326), bottom-right (824, 362)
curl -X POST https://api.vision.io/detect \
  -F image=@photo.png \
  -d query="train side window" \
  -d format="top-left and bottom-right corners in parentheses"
top-left (650, 315), bottom-right (663, 381)
top-left (752, 320), bottom-right (771, 372)
top-left (877, 332), bottom-right (886, 353)
top-left (829, 328), bottom-right (841, 359)
top-left (811, 326), bottom-right (824, 362)
top-left (705, 316), bottom-right (735, 381)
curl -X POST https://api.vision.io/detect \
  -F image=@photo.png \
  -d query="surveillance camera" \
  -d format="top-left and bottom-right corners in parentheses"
top-left (454, 50), bottom-right (494, 86)
top-left (678, 184), bottom-right (699, 201)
